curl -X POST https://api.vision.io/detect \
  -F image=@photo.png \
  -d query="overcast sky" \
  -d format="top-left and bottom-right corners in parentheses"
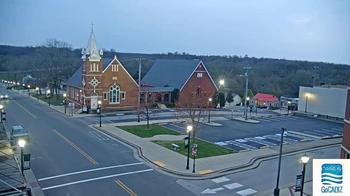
top-left (1, 0), bottom-right (349, 64)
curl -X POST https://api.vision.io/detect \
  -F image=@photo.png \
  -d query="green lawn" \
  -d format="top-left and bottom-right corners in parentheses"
top-left (153, 139), bottom-right (234, 159)
top-left (33, 94), bottom-right (65, 106)
top-left (117, 124), bottom-right (180, 138)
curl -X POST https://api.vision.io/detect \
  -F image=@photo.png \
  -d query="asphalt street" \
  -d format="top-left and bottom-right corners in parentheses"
top-left (178, 145), bottom-right (340, 196)
top-left (0, 86), bottom-right (194, 196)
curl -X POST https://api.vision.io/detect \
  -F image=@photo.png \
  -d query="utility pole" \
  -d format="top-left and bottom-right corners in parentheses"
top-left (243, 66), bottom-right (251, 120)
top-left (137, 58), bottom-right (142, 123)
top-left (312, 65), bottom-right (319, 87)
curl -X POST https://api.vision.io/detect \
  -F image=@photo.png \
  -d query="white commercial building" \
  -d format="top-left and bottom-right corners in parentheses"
top-left (298, 86), bottom-right (347, 119)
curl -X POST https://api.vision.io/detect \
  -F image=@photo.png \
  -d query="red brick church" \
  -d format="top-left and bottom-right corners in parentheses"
top-left (66, 29), bottom-right (217, 112)
top-left (66, 28), bottom-right (139, 112)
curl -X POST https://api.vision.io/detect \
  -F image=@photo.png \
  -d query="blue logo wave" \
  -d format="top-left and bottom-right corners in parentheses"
top-left (321, 164), bottom-right (343, 185)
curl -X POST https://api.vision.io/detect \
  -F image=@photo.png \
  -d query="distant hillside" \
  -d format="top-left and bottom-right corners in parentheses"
top-left (0, 44), bottom-right (349, 97)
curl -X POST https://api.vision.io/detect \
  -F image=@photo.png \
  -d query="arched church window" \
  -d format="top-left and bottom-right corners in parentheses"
top-left (109, 85), bottom-right (120, 103)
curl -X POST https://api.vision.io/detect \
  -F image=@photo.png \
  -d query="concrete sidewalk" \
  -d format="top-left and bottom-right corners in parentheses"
top-left (93, 121), bottom-right (341, 178)
top-left (272, 180), bottom-right (312, 196)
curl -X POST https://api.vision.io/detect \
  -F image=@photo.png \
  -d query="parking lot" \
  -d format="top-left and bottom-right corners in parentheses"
top-left (162, 115), bottom-right (343, 152)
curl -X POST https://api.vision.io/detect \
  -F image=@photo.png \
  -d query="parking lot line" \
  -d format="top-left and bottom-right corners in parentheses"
top-left (232, 140), bottom-right (257, 150)
top-left (310, 129), bottom-right (338, 136)
top-left (300, 130), bottom-right (330, 137)
top-left (249, 137), bottom-right (277, 146)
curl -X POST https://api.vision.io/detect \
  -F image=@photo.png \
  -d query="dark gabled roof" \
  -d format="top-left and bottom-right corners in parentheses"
top-left (66, 57), bottom-right (113, 88)
top-left (141, 59), bottom-right (201, 90)
top-left (66, 66), bottom-right (82, 88)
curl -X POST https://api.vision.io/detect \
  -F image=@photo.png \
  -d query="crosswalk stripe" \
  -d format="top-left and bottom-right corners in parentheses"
top-left (223, 183), bottom-right (242, 190)
top-left (212, 177), bottom-right (230, 183)
top-left (236, 188), bottom-right (257, 195)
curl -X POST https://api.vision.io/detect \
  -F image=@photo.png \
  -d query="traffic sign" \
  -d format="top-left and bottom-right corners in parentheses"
top-left (295, 174), bottom-right (302, 192)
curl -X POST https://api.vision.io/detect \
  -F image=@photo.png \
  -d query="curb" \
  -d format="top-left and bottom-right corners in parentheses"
top-left (93, 125), bottom-right (341, 180)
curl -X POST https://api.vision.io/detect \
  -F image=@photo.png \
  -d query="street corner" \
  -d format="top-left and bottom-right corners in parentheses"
top-left (153, 160), bottom-right (166, 167)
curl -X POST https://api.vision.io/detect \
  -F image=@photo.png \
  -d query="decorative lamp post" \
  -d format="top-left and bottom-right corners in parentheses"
top-left (35, 87), bottom-right (39, 101)
top-left (208, 98), bottom-right (212, 123)
top-left (46, 89), bottom-right (51, 106)
top-left (27, 85), bottom-right (31, 96)
top-left (300, 155), bottom-right (310, 196)
top-left (97, 100), bottom-right (102, 127)
top-left (18, 139), bottom-right (26, 175)
top-left (304, 95), bottom-right (309, 113)
top-left (186, 125), bottom-right (193, 170)
top-left (63, 93), bottom-right (67, 114)
top-left (219, 79), bottom-right (224, 87)
top-left (0, 105), bottom-right (3, 123)
top-left (245, 97), bottom-right (250, 120)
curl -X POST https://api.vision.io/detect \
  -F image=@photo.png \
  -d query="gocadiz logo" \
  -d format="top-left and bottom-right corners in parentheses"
top-left (321, 163), bottom-right (343, 193)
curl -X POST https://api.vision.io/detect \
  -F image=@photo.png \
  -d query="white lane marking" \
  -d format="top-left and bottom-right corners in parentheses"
top-left (41, 168), bottom-right (153, 191)
top-left (214, 142), bottom-right (227, 146)
top-left (38, 162), bottom-right (144, 181)
top-left (236, 188), bottom-right (257, 195)
top-left (201, 187), bottom-right (224, 194)
top-left (211, 177), bottom-right (230, 183)
top-left (89, 131), bottom-right (110, 141)
top-left (223, 182), bottom-right (243, 190)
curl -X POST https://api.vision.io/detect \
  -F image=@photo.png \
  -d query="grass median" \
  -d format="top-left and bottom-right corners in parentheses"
top-left (117, 124), bottom-right (180, 138)
top-left (32, 94), bottom-right (64, 106)
top-left (153, 139), bottom-right (234, 159)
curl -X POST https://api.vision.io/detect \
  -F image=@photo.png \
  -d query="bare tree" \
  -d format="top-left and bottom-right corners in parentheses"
top-left (175, 85), bottom-right (209, 143)
top-left (35, 39), bottom-right (74, 97)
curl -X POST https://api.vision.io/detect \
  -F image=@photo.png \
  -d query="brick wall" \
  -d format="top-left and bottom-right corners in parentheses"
top-left (100, 59), bottom-right (139, 110)
top-left (177, 63), bottom-right (216, 107)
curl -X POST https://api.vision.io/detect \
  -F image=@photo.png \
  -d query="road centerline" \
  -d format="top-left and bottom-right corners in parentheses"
top-left (38, 162), bottom-right (144, 181)
top-left (13, 100), bottom-right (38, 119)
top-left (52, 129), bottom-right (98, 165)
top-left (116, 179), bottom-right (137, 196)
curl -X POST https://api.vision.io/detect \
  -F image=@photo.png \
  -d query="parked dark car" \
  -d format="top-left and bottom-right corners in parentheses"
top-left (10, 125), bottom-right (30, 146)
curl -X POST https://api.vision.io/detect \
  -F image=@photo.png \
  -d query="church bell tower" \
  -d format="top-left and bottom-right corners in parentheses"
top-left (81, 26), bottom-right (104, 111)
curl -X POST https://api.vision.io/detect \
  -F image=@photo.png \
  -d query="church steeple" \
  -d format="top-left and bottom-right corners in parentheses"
top-left (82, 24), bottom-right (103, 61)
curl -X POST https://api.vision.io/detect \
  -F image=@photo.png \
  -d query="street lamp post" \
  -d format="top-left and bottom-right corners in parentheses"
top-left (0, 105), bottom-right (3, 123)
top-left (245, 97), bottom-right (250, 120)
top-left (63, 93), bottom-right (67, 114)
top-left (35, 87), bottom-right (39, 101)
top-left (186, 125), bottom-right (193, 170)
top-left (208, 98), bottom-right (212, 123)
top-left (218, 79), bottom-right (224, 108)
top-left (287, 101), bottom-right (291, 114)
top-left (18, 139), bottom-right (26, 175)
top-left (300, 155), bottom-right (310, 196)
top-left (46, 89), bottom-right (51, 106)
top-left (273, 127), bottom-right (286, 196)
top-left (27, 85), bottom-right (31, 96)
top-left (97, 100), bottom-right (102, 127)
top-left (304, 95), bottom-right (308, 113)
top-left (243, 66), bottom-right (251, 120)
